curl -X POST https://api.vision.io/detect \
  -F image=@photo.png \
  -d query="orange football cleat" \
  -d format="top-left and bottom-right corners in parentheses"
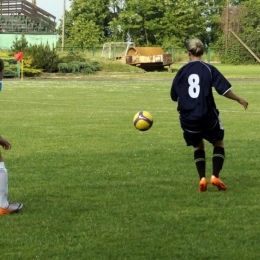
top-left (0, 203), bottom-right (23, 215)
top-left (199, 177), bottom-right (207, 192)
top-left (210, 175), bottom-right (227, 191)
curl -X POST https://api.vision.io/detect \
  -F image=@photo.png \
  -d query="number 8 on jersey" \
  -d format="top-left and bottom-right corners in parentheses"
top-left (188, 74), bottom-right (200, 98)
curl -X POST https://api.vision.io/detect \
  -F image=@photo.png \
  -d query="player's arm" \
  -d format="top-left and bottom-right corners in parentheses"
top-left (171, 80), bottom-right (178, 101)
top-left (211, 66), bottom-right (248, 110)
top-left (0, 136), bottom-right (11, 150)
top-left (223, 89), bottom-right (248, 110)
top-left (170, 84), bottom-right (178, 102)
top-left (170, 69), bottom-right (183, 102)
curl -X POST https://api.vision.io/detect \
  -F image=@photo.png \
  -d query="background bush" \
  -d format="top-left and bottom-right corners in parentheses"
top-left (57, 60), bottom-right (101, 74)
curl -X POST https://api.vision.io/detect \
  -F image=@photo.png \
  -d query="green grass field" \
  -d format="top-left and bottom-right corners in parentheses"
top-left (0, 74), bottom-right (260, 259)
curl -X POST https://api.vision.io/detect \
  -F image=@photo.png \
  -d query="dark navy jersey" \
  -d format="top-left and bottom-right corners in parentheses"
top-left (171, 60), bottom-right (231, 123)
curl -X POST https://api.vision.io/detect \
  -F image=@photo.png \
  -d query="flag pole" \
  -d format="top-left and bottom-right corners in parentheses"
top-left (21, 60), bottom-right (24, 81)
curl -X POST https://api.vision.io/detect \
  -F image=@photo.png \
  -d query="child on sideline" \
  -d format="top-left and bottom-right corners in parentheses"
top-left (0, 58), bottom-right (23, 214)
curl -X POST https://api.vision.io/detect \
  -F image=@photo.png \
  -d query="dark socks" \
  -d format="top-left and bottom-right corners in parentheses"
top-left (212, 147), bottom-right (225, 178)
top-left (194, 149), bottom-right (206, 179)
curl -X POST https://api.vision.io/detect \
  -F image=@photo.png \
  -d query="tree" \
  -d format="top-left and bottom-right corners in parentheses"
top-left (239, 0), bottom-right (260, 59)
top-left (60, 0), bottom-right (253, 50)
top-left (67, 16), bottom-right (101, 47)
top-left (10, 34), bottom-right (28, 53)
top-left (220, 0), bottom-right (260, 64)
top-left (118, 0), bottom-right (211, 47)
top-left (201, 0), bottom-right (227, 47)
top-left (107, 0), bottom-right (125, 41)
top-left (119, 0), bottom-right (166, 45)
top-left (66, 0), bottom-right (111, 45)
top-left (56, 10), bottom-right (74, 48)
top-left (159, 0), bottom-right (208, 47)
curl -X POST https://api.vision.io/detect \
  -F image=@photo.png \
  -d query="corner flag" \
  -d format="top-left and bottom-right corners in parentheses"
top-left (14, 52), bottom-right (24, 61)
top-left (14, 52), bottom-right (24, 80)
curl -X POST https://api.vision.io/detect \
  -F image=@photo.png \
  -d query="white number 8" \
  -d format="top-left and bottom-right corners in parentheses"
top-left (188, 74), bottom-right (200, 98)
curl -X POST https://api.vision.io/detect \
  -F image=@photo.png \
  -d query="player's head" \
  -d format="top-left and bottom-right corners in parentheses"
top-left (186, 39), bottom-right (204, 57)
top-left (0, 59), bottom-right (4, 80)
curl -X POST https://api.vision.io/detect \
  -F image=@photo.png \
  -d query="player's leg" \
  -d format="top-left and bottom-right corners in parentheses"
top-left (212, 140), bottom-right (225, 178)
top-left (194, 139), bottom-right (207, 192)
top-left (0, 153), bottom-right (9, 209)
top-left (183, 130), bottom-right (207, 192)
top-left (194, 139), bottom-right (206, 179)
top-left (210, 140), bottom-right (226, 190)
top-left (202, 115), bottom-right (227, 191)
top-left (0, 153), bottom-right (23, 215)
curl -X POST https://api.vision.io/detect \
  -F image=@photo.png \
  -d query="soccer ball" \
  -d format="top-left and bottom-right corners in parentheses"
top-left (133, 111), bottom-right (153, 131)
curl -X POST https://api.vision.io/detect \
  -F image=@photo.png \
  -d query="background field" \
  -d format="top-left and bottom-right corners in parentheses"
top-left (0, 72), bottom-right (260, 259)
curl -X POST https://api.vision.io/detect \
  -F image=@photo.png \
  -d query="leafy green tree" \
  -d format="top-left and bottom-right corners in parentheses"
top-left (59, 0), bottom-right (257, 51)
top-left (56, 11), bottom-right (74, 48)
top-left (160, 0), bottom-right (208, 47)
top-left (117, 0), bottom-right (210, 47)
top-left (107, 0), bottom-right (125, 41)
top-left (201, 0), bottom-right (227, 47)
top-left (118, 0), bottom-right (166, 46)
top-left (67, 17), bottom-right (101, 47)
top-left (65, 0), bottom-right (111, 45)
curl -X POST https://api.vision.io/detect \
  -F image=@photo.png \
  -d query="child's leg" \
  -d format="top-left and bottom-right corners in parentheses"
top-left (0, 161), bottom-right (8, 209)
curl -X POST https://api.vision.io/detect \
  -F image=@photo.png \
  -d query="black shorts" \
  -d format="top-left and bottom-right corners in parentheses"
top-left (182, 116), bottom-right (224, 147)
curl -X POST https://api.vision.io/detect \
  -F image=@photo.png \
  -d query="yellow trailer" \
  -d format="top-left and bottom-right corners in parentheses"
top-left (120, 47), bottom-right (172, 71)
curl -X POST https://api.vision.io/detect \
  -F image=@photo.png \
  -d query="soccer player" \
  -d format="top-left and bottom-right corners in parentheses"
top-left (170, 39), bottom-right (248, 192)
top-left (0, 58), bottom-right (23, 214)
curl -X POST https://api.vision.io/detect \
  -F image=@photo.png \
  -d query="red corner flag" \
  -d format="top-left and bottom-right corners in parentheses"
top-left (14, 52), bottom-right (24, 61)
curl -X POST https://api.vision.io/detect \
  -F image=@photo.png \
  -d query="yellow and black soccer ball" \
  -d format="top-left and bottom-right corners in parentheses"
top-left (133, 111), bottom-right (153, 131)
